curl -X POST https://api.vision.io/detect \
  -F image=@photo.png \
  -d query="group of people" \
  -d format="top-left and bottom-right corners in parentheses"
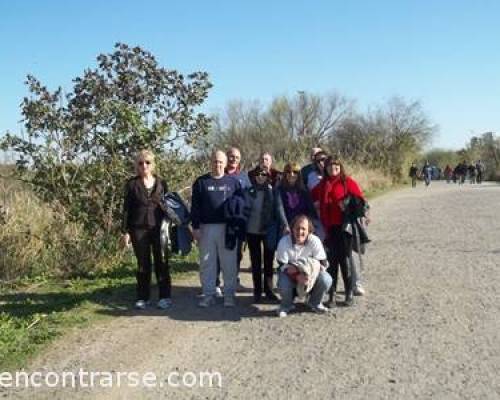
top-left (409, 160), bottom-right (486, 187)
top-left (444, 160), bottom-right (485, 185)
top-left (122, 147), bottom-right (370, 317)
top-left (409, 161), bottom-right (435, 187)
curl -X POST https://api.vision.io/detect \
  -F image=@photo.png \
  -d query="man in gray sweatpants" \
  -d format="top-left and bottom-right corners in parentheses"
top-left (191, 150), bottom-right (241, 308)
top-left (199, 224), bottom-right (237, 301)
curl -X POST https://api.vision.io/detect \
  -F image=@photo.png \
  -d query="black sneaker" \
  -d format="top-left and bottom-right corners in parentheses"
top-left (344, 294), bottom-right (354, 307)
top-left (324, 299), bottom-right (336, 309)
top-left (324, 292), bottom-right (336, 308)
top-left (265, 291), bottom-right (279, 302)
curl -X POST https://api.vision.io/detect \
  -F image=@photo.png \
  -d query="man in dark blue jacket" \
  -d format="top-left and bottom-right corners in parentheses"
top-left (192, 150), bottom-right (241, 308)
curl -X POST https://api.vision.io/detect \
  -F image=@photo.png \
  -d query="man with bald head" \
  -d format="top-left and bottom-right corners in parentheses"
top-left (191, 150), bottom-right (242, 307)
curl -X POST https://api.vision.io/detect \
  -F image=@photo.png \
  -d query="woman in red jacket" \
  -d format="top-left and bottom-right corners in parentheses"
top-left (311, 156), bottom-right (366, 307)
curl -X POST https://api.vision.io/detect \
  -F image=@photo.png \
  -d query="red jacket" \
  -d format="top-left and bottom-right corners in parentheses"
top-left (311, 175), bottom-right (365, 233)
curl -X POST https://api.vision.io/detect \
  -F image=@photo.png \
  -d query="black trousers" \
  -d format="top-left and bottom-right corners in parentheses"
top-left (325, 225), bottom-right (353, 297)
top-left (130, 227), bottom-right (171, 301)
top-left (246, 233), bottom-right (275, 296)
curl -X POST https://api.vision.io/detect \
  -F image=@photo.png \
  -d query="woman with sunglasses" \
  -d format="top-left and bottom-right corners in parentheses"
top-left (311, 157), bottom-right (367, 307)
top-left (122, 150), bottom-right (172, 310)
top-left (275, 162), bottom-right (318, 238)
top-left (245, 166), bottom-right (279, 302)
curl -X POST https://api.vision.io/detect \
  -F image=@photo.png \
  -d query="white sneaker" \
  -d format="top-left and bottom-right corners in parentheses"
top-left (134, 300), bottom-right (149, 310)
top-left (157, 298), bottom-right (172, 309)
top-left (224, 296), bottom-right (236, 308)
top-left (215, 287), bottom-right (224, 298)
top-left (277, 305), bottom-right (295, 318)
top-left (310, 303), bottom-right (329, 314)
top-left (198, 295), bottom-right (215, 308)
top-left (353, 285), bottom-right (365, 296)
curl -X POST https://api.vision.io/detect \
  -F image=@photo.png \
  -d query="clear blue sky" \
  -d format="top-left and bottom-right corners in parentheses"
top-left (1, 0), bottom-right (499, 150)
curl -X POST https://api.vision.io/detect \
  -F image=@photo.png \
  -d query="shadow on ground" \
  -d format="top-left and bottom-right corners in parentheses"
top-left (1, 264), bottom-right (343, 323)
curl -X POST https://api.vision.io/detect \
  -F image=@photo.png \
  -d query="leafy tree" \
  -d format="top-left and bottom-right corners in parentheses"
top-left (1, 43), bottom-right (212, 272)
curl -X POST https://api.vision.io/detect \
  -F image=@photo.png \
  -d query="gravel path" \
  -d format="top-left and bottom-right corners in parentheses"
top-left (4, 181), bottom-right (500, 399)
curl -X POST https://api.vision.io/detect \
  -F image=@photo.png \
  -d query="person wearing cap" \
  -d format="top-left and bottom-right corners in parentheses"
top-left (245, 166), bottom-right (279, 302)
top-left (191, 150), bottom-right (242, 308)
top-left (275, 162), bottom-right (318, 237)
top-left (305, 150), bottom-right (328, 191)
top-left (301, 147), bottom-right (323, 187)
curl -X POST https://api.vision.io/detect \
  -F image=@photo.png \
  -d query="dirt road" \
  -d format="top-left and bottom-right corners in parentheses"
top-left (4, 181), bottom-right (500, 399)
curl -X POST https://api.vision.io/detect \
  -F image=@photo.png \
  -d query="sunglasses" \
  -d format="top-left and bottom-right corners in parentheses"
top-left (138, 160), bottom-right (151, 166)
top-left (257, 172), bottom-right (268, 177)
top-left (316, 157), bottom-right (327, 163)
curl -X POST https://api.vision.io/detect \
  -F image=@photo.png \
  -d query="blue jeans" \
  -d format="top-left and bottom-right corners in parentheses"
top-left (278, 269), bottom-right (332, 309)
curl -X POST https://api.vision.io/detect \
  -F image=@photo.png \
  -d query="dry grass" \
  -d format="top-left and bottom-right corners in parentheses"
top-left (0, 173), bottom-right (101, 281)
top-left (348, 164), bottom-right (393, 196)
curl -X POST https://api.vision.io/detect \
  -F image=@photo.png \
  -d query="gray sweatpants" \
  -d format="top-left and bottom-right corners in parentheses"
top-left (199, 224), bottom-right (237, 297)
top-left (351, 251), bottom-right (362, 287)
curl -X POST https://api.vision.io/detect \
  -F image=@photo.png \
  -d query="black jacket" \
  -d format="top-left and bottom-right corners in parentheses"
top-left (122, 176), bottom-right (168, 233)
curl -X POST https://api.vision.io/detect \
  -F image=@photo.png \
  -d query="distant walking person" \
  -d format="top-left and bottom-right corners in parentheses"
top-left (421, 161), bottom-right (432, 187)
top-left (476, 160), bottom-right (485, 184)
top-left (457, 161), bottom-right (467, 185)
top-left (191, 150), bottom-right (242, 308)
top-left (122, 150), bottom-right (172, 310)
top-left (409, 162), bottom-right (419, 188)
top-left (444, 164), bottom-right (453, 183)
top-left (468, 164), bottom-right (477, 184)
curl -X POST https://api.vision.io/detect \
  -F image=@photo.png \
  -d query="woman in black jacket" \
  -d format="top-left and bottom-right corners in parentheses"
top-left (122, 150), bottom-right (172, 310)
top-left (245, 166), bottom-right (279, 303)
